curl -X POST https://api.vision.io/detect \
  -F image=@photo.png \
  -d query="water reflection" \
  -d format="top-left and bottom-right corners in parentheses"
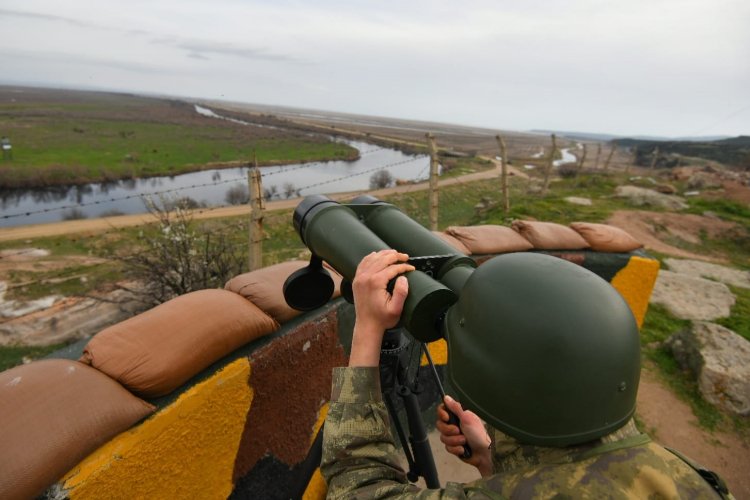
top-left (1, 112), bottom-right (430, 228)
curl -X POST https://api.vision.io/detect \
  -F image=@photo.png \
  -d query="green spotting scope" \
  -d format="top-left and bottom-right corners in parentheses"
top-left (284, 194), bottom-right (641, 447)
top-left (284, 194), bottom-right (477, 341)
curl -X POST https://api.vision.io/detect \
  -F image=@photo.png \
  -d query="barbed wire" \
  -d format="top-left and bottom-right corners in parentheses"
top-left (0, 149), bottom-right (421, 221)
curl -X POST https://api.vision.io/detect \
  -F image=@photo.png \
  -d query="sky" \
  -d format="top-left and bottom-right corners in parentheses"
top-left (1, 0), bottom-right (748, 137)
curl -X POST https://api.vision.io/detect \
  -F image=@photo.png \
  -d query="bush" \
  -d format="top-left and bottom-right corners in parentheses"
top-left (283, 182), bottom-right (299, 199)
top-left (558, 164), bottom-right (578, 179)
top-left (263, 185), bottom-right (278, 200)
top-left (116, 197), bottom-right (246, 306)
top-left (61, 208), bottom-right (87, 220)
top-left (369, 170), bottom-right (394, 189)
top-left (225, 185), bottom-right (249, 205)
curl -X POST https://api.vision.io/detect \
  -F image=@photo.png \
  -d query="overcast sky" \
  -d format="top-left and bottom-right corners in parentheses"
top-left (1, 0), bottom-right (748, 137)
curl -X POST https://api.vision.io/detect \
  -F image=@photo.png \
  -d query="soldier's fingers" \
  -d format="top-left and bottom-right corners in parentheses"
top-left (436, 421), bottom-right (460, 436)
top-left (445, 445), bottom-right (467, 457)
top-left (437, 404), bottom-right (448, 421)
top-left (440, 433), bottom-right (467, 447)
top-left (363, 249), bottom-right (408, 271)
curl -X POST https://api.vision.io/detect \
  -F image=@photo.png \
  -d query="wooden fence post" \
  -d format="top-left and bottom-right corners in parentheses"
top-left (426, 133), bottom-right (439, 230)
top-left (575, 143), bottom-right (587, 177)
top-left (247, 154), bottom-right (264, 271)
top-left (541, 133), bottom-right (556, 195)
top-left (495, 134), bottom-right (510, 213)
top-left (650, 147), bottom-right (660, 169)
top-left (603, 144), bottom-right (616, 172)
top-left (593, 143), bottom-right (602, 170)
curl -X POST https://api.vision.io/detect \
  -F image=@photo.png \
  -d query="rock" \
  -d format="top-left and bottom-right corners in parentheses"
top-left (564, 196), bottom-right (592, 206)
top-left (0, 289), bottom-right (142, 347)
top-left (664, 258), bottom-right (750, 289)
top-left (687, 172), bottom-right (722, 190)
top-left (614, 185), bottom-right (688, 210)
top-left (654, 183), bottom-right (677, 194)
top-left (665, 322), bottom-right (750, 416)
top-left (650, 270), bottom-right (735, 320)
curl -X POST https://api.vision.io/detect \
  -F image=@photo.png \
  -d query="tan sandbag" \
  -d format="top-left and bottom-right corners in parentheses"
top-left (225, 261), bottom-right (343, 324)
top-left (511, 220), bottom-right (590, 250)
top-left (570, 222), bottom-right (643, 252)
top-left (80, 289), bottom-right (278, 397)
top-left (431, 231), bottom-right (470, 255)
top-left (0, 359), bottom-right (154, 500)
top-left (445, 225), bottom-right (533, 254)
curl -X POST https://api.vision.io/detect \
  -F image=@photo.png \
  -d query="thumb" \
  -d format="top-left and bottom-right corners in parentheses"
top-left (444, 395), bottom-right (465, 418)
top-left (388, 276), bottom-right (409, 311)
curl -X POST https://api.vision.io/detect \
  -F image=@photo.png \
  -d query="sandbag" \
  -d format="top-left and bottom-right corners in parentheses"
top-left (0, 359), bottom-right (154, 500)
top-left (80, 289), bottom-right (278, 397)
top-left (570, 222), bottom-right (643, 252)
top-left (225, 261), bottom-right (343, 324)
top-left (511, 220), bottom-right (590, 250)
top-left (431, 231), bottom-right (471, 255)
top-left (445, 225), bottom-right (533, 254)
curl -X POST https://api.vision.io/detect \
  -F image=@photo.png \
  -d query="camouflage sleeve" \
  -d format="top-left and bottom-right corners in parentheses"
top-left (320, 367), bottom-right (471, 499)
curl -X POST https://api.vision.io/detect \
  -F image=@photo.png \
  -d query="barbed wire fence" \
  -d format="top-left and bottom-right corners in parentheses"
top-left (0, 133), bottom-right (506, 272)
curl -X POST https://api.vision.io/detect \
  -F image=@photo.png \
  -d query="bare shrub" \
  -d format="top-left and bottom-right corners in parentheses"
top-left (558, 164), bottom-right (578, 179)
top-left (115, 197), bottom-right (246, 306)
top-left (263, 185), bottom-right (278, 200)
top-left (369, 170), bottom-right (394, 189)
top-left (226, 185), bottom-right (249, 205)
top-left (283, 182), bottom-right (298, 199)
top-left (161, 196), bottom-right (204, 211)
top-left (61, 208), bottom-right (87, 220)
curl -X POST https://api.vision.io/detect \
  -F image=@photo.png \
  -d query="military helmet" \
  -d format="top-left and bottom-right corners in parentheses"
top-left (444, 252), bottom-right (640, 447)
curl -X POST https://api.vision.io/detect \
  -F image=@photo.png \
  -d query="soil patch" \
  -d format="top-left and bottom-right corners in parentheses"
top-left (637, 364), bottom-right (750, 498)
top-left (607, 210), bottom-right (738, 262)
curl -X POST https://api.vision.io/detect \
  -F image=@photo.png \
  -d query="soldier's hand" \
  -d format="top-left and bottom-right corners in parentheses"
top-left (437, 396), bottom-right (493, 477)
top-left (349, 250), bottom-right (414, 367)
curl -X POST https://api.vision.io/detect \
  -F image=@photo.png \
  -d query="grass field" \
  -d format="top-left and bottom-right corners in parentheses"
top-left (0, 87), bottom-right (357, 188)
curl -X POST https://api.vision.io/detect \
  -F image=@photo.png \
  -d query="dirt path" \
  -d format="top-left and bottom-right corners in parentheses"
top-left (0, 164), bottom-right (506, 243)
top-left (637, 364), bottom-right (749, 498)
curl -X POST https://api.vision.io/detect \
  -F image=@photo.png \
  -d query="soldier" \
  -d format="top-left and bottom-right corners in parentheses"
top-left (321, 249), bottom-right (731, 498)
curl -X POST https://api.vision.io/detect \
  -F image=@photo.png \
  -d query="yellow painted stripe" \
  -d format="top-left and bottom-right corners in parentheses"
top-left (303, 403), bottom-right (330, 500)
top-left (63, 358), bottom-right (253, 500)
top-left (420, 338), bottom-right (448, 366)
top-left (611, 255), bottom-right (661, 329)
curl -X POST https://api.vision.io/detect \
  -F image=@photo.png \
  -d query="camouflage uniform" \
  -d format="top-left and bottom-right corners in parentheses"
top-left (321, 367), bottom-right (727, 499)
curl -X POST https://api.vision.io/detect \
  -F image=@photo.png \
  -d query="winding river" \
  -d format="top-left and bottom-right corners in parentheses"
top-left (0, 107), bottom-right (430, 228)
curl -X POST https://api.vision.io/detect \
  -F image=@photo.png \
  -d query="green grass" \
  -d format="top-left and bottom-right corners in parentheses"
top-left (639, 305), bottom-right (724, 430)
top-left (0, 118), bottom-right (355, 187)
top-left (716, 286), bottom-right (750, 342)
top-left (0, 343), bottom-right (69, 372)
top-left (0, 95), bottom-right (357, 188)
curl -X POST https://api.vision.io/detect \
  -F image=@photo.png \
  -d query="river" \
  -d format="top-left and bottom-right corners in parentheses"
top-left (0, 107), bottom-right (430, 228)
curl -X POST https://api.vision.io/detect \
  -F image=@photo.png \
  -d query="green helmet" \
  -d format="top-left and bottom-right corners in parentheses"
top-left (445, 253), bottom-right (640, 447)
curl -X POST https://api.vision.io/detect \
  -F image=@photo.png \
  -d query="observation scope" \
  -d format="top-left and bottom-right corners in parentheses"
top-left (283, 194), bottom-right (476, 341)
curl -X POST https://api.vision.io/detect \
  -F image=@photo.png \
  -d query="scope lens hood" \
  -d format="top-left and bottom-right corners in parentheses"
top-left (349, 194), bottom-right (387, 205)
top-left (293, 195), bottom-right (339, 244)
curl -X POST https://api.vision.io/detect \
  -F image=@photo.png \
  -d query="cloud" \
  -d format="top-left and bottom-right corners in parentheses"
top-left (0, 48), bottom-right (182, 75)
top-left (0, 7), bottom-right (97, 28)
top-left (147, 36), bottom-right (301, 63)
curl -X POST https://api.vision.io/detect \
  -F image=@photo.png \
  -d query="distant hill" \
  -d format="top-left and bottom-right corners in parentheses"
top-left (613, 136), bottom-right (750, 169)
top-left (530, 130), bottom-right (732, 143)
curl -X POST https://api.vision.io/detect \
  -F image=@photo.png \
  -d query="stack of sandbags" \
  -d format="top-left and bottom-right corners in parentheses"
top-left (225, 260), bottom-right (343, 324)
top-left (0, 360), bottom-right (155, 500)
top-left (510, 221), bottom-right (590, 250)
top-left (435, 221), bottom-right (642, 255)
top-left (80, 289), bottom-right (279, 398)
